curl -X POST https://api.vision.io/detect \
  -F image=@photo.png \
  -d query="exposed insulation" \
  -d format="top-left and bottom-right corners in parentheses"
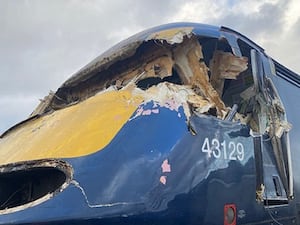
top-left (144, 56), bottom-right (174, 79)
top-left (119, 55), bottom-right (174, 87)
top-left (173, 38), bottom-right (227, 118)
top-left (145, 27), bottom-right (194, 44)
top-left (130, 82), bottom-right (197, 120)
top-left (210, 50), bottom-right (248, 95)
top-left (187, 94), bottom-right (215, 114)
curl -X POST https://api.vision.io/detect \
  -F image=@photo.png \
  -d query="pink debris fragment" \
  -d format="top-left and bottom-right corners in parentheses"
top-left (160, 176), bottom-right (167, 185)
top-left (152, 108), bottom-right (159, 114)
top-left (135, 107), bottom-right (144, 117)
top-left (161, 159), bottom-right (171, 173)
top-left (142, 109), bottom-right (152, 115)
top-left (165, 98), bottom-right (178, 111)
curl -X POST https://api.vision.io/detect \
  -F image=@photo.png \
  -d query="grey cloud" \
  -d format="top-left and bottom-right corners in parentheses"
top-left (211, 1), bottom-right (288, 40)
top-left (273, 16), bottom-right (300, 73)
top-left (288, 17), bottom-right (300, 37)
top-left (0, 0), bottom-right (184, 133)
top-left (0, 0), bottom-right (183, 97)
top-left (206, 0), bottom-right (300, 73)
top-left (0, 95), bottom-right (38, 135)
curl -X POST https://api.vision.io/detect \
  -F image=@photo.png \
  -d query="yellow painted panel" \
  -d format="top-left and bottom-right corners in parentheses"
top-left (0, 90), bottom-right (144, 165)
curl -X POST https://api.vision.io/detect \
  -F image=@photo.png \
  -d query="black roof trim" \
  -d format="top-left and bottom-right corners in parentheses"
top-left (274, 60), bottom-right (300, 87)
top-left (220, 26), bottom-right (264, 52)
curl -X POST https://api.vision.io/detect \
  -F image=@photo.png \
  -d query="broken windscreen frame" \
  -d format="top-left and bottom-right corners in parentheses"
top-left (236, 38), bottom-right (294, 204)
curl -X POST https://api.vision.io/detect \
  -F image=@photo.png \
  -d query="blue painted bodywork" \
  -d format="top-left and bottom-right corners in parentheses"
top-left (1, 22), bottom-right (300, 224)
top-left (0, 104), bottom-right (258, 224)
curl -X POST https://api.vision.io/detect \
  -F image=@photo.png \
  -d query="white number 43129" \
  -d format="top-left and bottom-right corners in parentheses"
top-left (201, 137), bottom-right (245, 161)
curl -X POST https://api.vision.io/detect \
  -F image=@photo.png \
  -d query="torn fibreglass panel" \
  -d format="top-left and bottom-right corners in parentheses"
top-left (30, 91), bottom-right (55, 117)
top-left (22, 31), bottom-right (251, 139)
top-left (128, 82), bottom-right (216, 121)
top-left (115, 55), bottom-right (174, 90)
top-left (209, 50), bottom-right (248, 96)
top-left (173, 37), bottom-right (228, 118)
top-left (145, 27), bottom-right (194, 44)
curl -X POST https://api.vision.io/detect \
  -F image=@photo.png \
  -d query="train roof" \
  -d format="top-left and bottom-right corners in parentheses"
top-left (58, 22), bottom-right (269, 89)
top-left (63, 23), bottom-right (222, 88)
top-left (34, 22), bottom-right (299, 113)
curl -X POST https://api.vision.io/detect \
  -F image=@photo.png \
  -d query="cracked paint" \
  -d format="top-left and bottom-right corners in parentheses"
top-left (71, 180), bottom-right (133, 208)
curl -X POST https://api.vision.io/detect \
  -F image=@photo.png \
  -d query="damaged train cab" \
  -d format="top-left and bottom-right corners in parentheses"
top-left (0, 22), bottom-right (300, 225)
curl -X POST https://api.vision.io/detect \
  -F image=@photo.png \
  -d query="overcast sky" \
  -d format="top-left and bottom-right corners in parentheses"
top-left (1, 0), bottom-right (299, 134)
